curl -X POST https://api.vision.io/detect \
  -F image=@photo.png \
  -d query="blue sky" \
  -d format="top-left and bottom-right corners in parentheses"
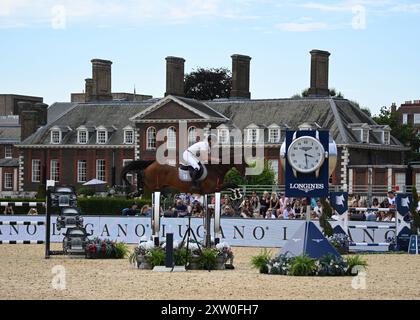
top-left (1, 0), bottom-right (419, 115)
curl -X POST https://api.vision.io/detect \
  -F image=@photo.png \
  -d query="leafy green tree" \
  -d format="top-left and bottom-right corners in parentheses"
top-left (320, 198), bottom-right (333, 237)
top-left (184, 68), bottom-right (232, 100)
top-left (224, 167), bottom-right (246, 186)
top-left (248, 161), bottom-right (277, 185)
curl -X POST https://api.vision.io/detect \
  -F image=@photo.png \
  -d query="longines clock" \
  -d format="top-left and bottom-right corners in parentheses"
top-left (287, 135), bottom-right (328, 178)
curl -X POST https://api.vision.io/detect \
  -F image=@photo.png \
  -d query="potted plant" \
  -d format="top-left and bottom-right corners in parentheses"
top-left (215, 242), bottom-right (234, 270)
top-left (198, 248), bottom-right (218, 270)
top-left (251, 249), bottom-right (272, 274)
top-left (345, 255), bottom-right (368, 276)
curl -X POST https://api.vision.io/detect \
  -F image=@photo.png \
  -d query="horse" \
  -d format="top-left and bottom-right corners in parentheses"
top-left (121, 159), bottom-right (246, 196)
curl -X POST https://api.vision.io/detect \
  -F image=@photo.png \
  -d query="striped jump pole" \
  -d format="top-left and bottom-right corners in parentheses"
top-left (0, 202), bottom-right (46, 207)
top-left (349, 242), bottom-right (390, 247)
top-left (0, 221), bottom-right (45, 226)
top-left (348, 225), bottom-right (396, 230)
top-left (0, 240), bottom-right (44, 244)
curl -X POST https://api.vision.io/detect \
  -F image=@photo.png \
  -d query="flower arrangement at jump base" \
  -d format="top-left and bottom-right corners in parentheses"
top-left (251, 249), bottom-right (368, 276)
top-left (129, 238), bottom-right (234, 270)
top-left (85, 237), bottom-right (129, 259)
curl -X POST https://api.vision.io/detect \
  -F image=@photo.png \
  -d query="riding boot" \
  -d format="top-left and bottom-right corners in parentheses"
top-left (190, 168), bottom-right (201, 192)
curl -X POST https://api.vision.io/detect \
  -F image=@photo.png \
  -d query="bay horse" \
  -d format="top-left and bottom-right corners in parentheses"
top-left (121, 160), bottom-right (246, 196)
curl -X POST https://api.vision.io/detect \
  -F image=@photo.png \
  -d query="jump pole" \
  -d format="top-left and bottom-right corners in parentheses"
top-left (152, 191), bottom-right (161, 247)
top-left (214, 192), bottom-right (221, 245)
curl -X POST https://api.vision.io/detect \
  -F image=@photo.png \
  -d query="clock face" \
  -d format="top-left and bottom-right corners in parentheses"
top-left (287, 136), bottom-right (325, 173)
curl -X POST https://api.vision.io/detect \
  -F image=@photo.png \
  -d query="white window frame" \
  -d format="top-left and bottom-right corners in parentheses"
top-left (4, 173), bottom-right (12, 190)
top-left (383, 131), bottom-right (390, 145)
top-left (218, 129), bottom-right (229, 145)
top-left (146, 127), bottom-right (156, 150)
top-left (167, 127), bottom-right (177, 150)
top-left (96, 159), bottom-right (106, 181)
top-left (395, 172), bottom-right (405, 189)
top-left (50, 160), bottom-right (60, 182)
top-left (4, 145), bottom-right (12, 159)
top-left (50, 130), bottom-right (61, 144)
top-left (414, 114), bottom-right (420, 124)
top-left (124, 130), bottom-right (134, 145)
top-left (188, 127), bottom-right (197, 147)
top-left (77, 130), bottom-right (88, 144)
top-left (247, 129), bottom-right (258, 143)
top-left (77, 160), bottom-right (87, 183)
top-left (31, 159), bottom-right (41, 182)
top-left (268, 129), bottom-right (280, 143)
top-left (402, 114), bottom-right (408, 125)
top-left (96, 130), bottom-right (108, 144)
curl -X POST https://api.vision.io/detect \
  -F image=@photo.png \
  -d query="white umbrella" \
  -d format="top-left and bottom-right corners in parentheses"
top-left (82, 179), bottom-right (107, 186)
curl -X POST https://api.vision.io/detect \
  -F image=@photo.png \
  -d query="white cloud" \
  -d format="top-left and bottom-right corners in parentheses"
top-left (275, 21), bottom-right (329, 32)
top-left (389, 3), bottom-right (420, 13)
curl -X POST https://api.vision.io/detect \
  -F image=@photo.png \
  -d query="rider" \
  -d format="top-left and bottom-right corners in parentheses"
top-left (182, 134), bottom-right (218, 192)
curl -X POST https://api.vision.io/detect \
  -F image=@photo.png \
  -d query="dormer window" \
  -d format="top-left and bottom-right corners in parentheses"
top-left (247, 129), bottom-right (259, 143)
top-left (124, 129), bottom-right (134, 145)
top-left (268, 128), bottom-right (280, 143)
top-left (50, 130), bottom-right (61, 144)
top-left (349, 124), bottom-right (370, 144)
top-left (77, 130), bottom-right (88, 144)
top-left (383, 131), bottom-right (390, 145)
top-left (97, 129), bottom-right (108, 144)
top-left (218, 128), bottom-right (229, 144)
top-left (360, 129), bottom-right (369, 143)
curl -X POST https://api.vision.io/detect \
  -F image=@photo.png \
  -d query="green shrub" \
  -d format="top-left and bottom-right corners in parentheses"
top-left (77, 187), bottom-right (95, 197)
top-left (115, 242), bottom-right (130, 259)
top-left (174, 247), bottom-right (190, 266)
top-left (198, 248), bottom-right (219, 270)
top-left (251, 249), bottom-right (272, 274)
top-left (316, 254), bottom-right (348, 276)
top-left (345, 255), bottom-right (368, 275)
top-left (268, 254), bottom-right (291, 275)
top-left (289, 255), bottom-right (317, 276)
top-left (148, 248), bottom-right (166, 267)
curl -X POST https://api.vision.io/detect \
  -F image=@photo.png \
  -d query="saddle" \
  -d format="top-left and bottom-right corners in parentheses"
top-left (178, 163), bottom-right (207, 182)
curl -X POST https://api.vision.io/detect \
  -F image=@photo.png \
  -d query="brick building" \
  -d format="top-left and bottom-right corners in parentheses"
top-left (17, 50), bottom-right (409, 194)
top-left (0, 95), bottom-right (47, 196)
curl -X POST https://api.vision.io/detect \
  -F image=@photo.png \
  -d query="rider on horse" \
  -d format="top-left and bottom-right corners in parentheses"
top-left (182, 134), bottom-right (218, 192)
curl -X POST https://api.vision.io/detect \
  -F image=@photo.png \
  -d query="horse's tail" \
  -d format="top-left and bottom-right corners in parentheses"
top-left (121, 160), bottom-right (154, 193)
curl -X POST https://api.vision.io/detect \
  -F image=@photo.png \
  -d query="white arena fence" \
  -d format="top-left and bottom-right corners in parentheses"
top-left (0, 215), bottom-right (398, 248)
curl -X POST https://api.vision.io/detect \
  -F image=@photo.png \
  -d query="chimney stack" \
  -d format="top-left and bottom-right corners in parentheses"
top-left (391, 102), bottom-right (397, 113)
top-left (91, 59), bottom-right (112, 101)
top-left (20, 110), bottom-right (38, 141)
top-left (231, 54), bottom-right (251, 99)
top-left (85, 78), bottom-right (94, 102)
top-left (165, 56), bottom-right (185, 97)
top-left (308, 50), bottom-right (330, 97)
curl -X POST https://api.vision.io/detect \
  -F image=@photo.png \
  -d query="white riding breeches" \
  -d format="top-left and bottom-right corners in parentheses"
top-left (182, 150), bottom-right (200, 170)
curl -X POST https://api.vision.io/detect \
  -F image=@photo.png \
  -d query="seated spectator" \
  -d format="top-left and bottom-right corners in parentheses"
top-left (279, 204), bottom-right (295, 220)
top-left (265, 208), bottom-right (275, 219)
top-left (250, 191), bottom-right (261, 217)
top-left (139, 205), bottom-right (152, 217)
top-left (222, 205), bottom-right (235, 217)
top-left (352, 195), bottom-right (362, 208)
top-left (383, 211), bottom-right (395, 222)
top-left (122, 203), bottom-right (138, 216)
top-left (380, 198), bottom-right (390, 208)
top-left (173, 199), bottom-right (189, 217)
top-left (240, 198), bottom-right (253, 218)
top-left (278, 192), bottom-right (289, 213)
top-left (268, 192), bottom-right (280, 218)
top-left (292, 199), bottom-right (303, 219)
top-left (371, 198), bottom-right (380, 208)
top-left (191, 201), bottom-right (204, 217)
top-left (27, 208), bottom-right (38, 215)
top-left (259, 191), bottom-right (270, 218)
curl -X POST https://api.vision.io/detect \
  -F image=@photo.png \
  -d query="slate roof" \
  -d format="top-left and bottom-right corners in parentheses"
top-left (0, 158), bottom-right (19, 167)
top-left (21, 102), bottom-right (152, 146)
top-left (19, 96), bottom-right (407, 151)
top-left (48, 102), bottom-right (78, 123)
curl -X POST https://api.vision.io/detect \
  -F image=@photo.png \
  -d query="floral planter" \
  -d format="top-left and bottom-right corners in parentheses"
top-left (188, 256), bottom-right (201, 270)
top-left (136, 255), bottom-right (153, 269)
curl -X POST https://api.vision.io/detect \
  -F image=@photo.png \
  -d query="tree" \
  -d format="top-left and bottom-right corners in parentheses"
top-left (224, 167), bottom-right (246, 186)
top-left (184, 68), bottom-right (232, 100)
top-left (373, 106), bottom-right (420, 161)
top-left (248, 162), bottom-right (277, 185)
top-left (411, 186), bottom-right (420, 234)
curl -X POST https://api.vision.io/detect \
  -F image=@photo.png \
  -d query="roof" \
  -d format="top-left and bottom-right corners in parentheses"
top-left (208, 97), bottom-right (406, 149)
top-left (0, 125), bottom-right (20, 143)
top-left (21, 101), bottom-right (152, 146)
top-left (19, 96), bottom-right (407, 151)
top-left (48, 102), bottom-right (78, 123)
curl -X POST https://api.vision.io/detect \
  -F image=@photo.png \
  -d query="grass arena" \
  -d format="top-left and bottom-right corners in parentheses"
top-left (1, 244), bottom-right (419, 300)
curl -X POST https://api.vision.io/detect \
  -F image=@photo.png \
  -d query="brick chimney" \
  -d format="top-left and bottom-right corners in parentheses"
top-left (85, 78), bottom-right (94, 102)
top-left (20, 110), bottom-right (38, 141)
top-left (165, 56), bottom-right (185, 97)
top-left (391, 102), bottom-right (397, 113)
top-left (91, 59), bottom-right (112, 101)
top-left (231, 54), bottom-right (251, 99)
top-left (308, 50), bottom-right (330, 97)
top-left (33, 102), bottom-right (48, 125)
